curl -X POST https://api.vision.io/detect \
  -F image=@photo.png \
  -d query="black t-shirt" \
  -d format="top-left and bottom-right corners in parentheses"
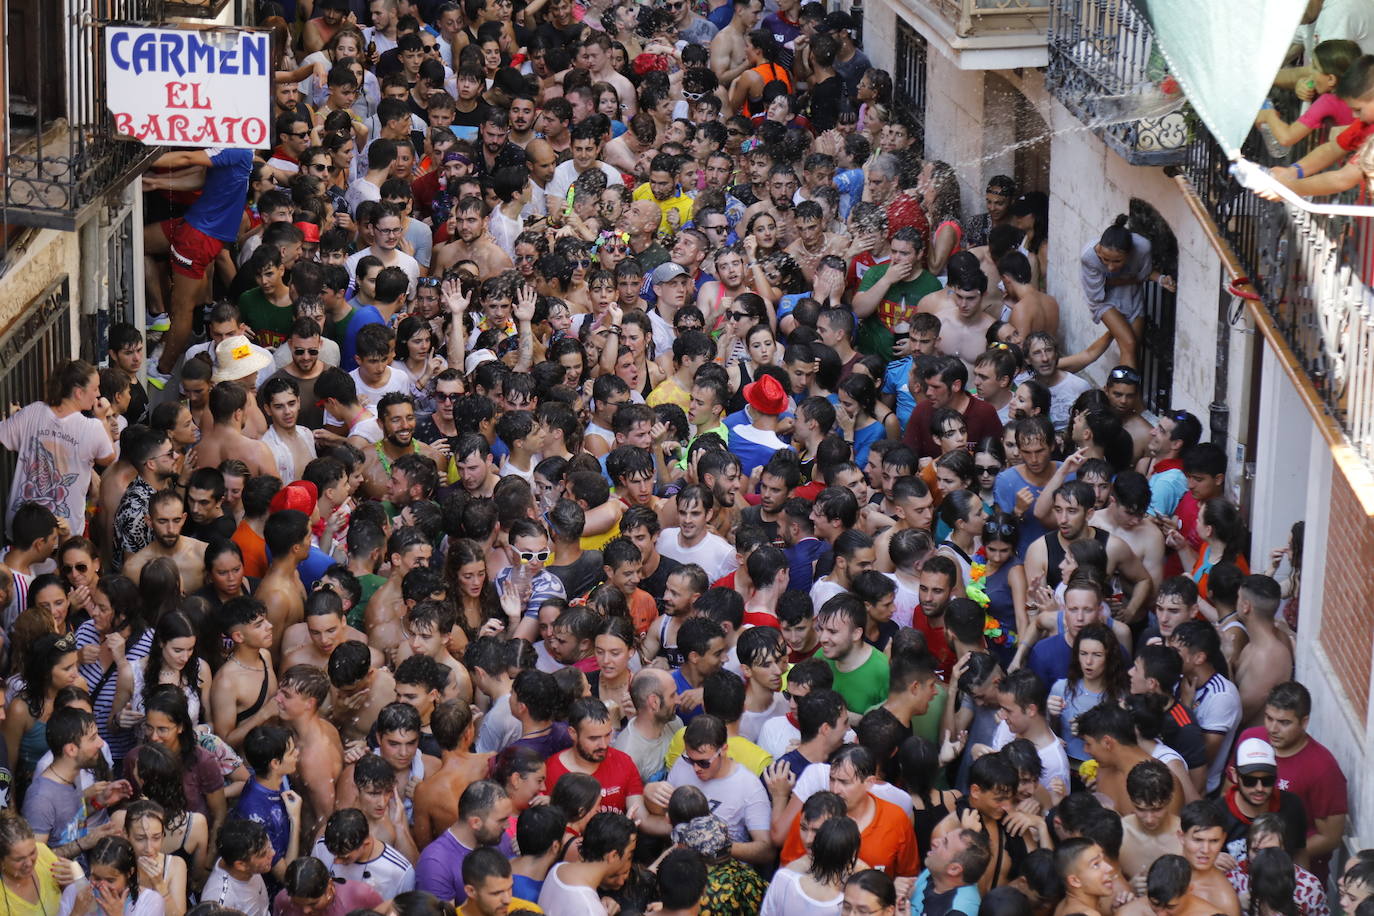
top-left (639, 555), bottom-right (683, 605)
top-left (808, 76), bottom-right (845, 133)
top-left (184, 515), bottom-right (237, 544)
top-left (1158, 699), bottom-right (1209, 769)
top-left (126, 381), bottom-right (149, 427)
top-left (534, 20), bottom-right (586, 49)
top-left (739, 506), bottom-right (781, 546)
top-left (1221, 788), bottom-right (1308, 859)
top-left (921, 883), bottom-right (960, 916)
top-left (548, 550), bottom-right (603, 600)
top-left (451, 100), bottom-right (493, 129)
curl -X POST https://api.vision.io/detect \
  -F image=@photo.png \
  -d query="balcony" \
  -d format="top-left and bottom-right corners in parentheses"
top-left (1045, 0), bottom-right (1191, 167)
top-left (1180, 115), bottom-right (1374, 466)
top-left (3, 0), bottom-right (164, 231)
top-left (898, 0), bottom-right (1049, 71)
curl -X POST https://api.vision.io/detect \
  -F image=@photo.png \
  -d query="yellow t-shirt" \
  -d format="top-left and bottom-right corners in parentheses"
top-left (632, 183), bottom-right (695, 234)
top-left (0, 844), bottom-right (62, 916)
top-left (664, 730), bottom-right (774, 776)
top-left (647, 376), bottom-right (691, 413)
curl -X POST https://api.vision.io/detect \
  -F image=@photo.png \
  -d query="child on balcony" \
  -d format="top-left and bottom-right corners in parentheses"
top-left (1254, 39), bottom-right (1360, 148)
top-left (1261, 56), bottom-right (1374, 200)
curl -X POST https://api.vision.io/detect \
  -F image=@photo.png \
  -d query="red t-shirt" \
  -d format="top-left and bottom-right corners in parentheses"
top-left (781, 795), bottom-right (921, 876)
top-left (903, 395), bottom-right (1004, 460)
top-left (742, 609), bottom-right (781, 628)
top-left (1233, 728), bottom-right (1348, 832)
top-left (912, 613), bottom-right (955, 677)
top-left (1336, 118), bottom-right (1374, 153)
top-left (886, 194), bottom-right (931, 241)
top-left (544, 747), bottom-right (645, 812)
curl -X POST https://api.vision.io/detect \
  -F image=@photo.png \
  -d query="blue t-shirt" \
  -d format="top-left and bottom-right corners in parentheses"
top-left (784, 537), bottom-right (828, 594)
top-left (882, 358), bottom-right (916, 429)
top-left (834, 168), bottom-right (864, 220)
top-left (185, 148), bottom-right (254, 242)
top-left (672, 668), bottom-right (703, 724)
top-left (1148, 468), bottom-right (1188, 517)
top-left (777, 292), bottom-right (811, 321)
top-left (511, 874), bottom-right (544, 905)
top-left (708, 2), bottom-right (733, 29)
top-left (298, 545), bottom-right (333, 590)
top-left (235, 778), bottom-right (293, 864)
top-left (993, 464), bottom-right (1070, 555)
top-left (852, 420), bottom-right (884, 468)
top-left (1029, 632), bottom-right (1072, 691)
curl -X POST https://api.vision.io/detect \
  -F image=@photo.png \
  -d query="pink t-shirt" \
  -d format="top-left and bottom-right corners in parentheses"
top-left (1298, 93), bottom-right (1355, 130)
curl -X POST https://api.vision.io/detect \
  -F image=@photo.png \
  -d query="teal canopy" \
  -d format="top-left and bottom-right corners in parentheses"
top-left (1133, 0), bottom-right (1309, 158)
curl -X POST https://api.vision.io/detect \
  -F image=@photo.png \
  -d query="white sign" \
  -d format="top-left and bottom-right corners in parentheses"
top-left (105, 26), bottom-right (272, 150)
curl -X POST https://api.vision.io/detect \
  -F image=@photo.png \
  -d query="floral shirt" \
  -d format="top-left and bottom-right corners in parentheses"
top-left (1227, 855), bottom-right (1329, 916)
top-left (112, 477), bottom-right (155, 572)
top-left (700, 859), bottom-right (767, 916)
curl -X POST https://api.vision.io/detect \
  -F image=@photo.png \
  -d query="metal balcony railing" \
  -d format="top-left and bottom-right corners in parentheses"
top-left (925, 0), bottom-right (1050, 39)
top-left (2, 0), bottom-right (165, 230)
top-left (1045, 0), bottom-right (1191, 166)
top-left (1181, 106), bottom-right (1374, 464)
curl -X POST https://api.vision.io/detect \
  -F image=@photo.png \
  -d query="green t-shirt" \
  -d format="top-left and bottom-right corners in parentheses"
top-left (353, 573), bottom-right (387, 628)
top-left (855, 265), bottom-right (943, 363)
top-left (819, 645), bottom-right (891, 714)
top-left (236, 288), bottom-right (295, 348)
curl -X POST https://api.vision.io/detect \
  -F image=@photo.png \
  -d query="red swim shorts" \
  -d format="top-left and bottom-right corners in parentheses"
top-left (163, 217), bottom-right (224, 280)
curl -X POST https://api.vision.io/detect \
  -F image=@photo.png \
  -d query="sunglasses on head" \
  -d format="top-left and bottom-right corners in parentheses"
top-left (418, 277), bottom-right (441, 288)
top-left (1109, 366), bottom-right (1141, 384)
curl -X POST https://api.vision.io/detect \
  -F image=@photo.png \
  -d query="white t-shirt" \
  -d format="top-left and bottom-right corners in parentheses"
top-left (885, 572), bottom-right (922, 629)
top-left (311, 836), bottom-right (416, 900)
top-left (0, 402), bottom-right (113, 536)
top-left (760, 867), bottom-right (843, 916)
top-left (793, 762), bottom-right (915, 817)
top-left (1312, 0), bottom-right (1374, 55)
top-left (666, 758), bottom-right (771, 840)
top-left (991, 720), bottom-right (1072, 791)
top-left (349, 364), bottom-right (415, 412)
top-left (59, 884), bottom-right (164, 916)
top-left (739, 694), bottom-right (789, 743)
top-left (537, 863), bottom-right (607, 916)
top-left (809, 578), bottom-right (847, 610)
top-left (546, 160), bottom-right (625, 205)
top-left (475, 690), bottom-right (523, 754)
top-left (657, 528), bottom-right (738, 581)
top-left (262, 425), bottom-right (317, 483)
top-left (345, 248), bottom-right (422, 297)
top-left (344, 177), bottom-right (382, 217)
top-left (1194, 673), bottom-right (1242, 793)
top-left (488, 208), bottom-right (522, 259)
top-left (203, 863), bottom-right (269, 916)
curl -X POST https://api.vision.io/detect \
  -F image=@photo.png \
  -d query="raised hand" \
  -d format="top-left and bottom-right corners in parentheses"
top-left (442, 276), bottom-right (470, 315)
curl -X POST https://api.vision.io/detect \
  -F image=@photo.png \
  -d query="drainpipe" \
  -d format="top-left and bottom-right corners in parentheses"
top-left (1165, 165), bottom-right (1233, 444)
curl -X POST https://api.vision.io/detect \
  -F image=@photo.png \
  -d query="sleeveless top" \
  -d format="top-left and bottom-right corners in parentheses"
top-left (1043, 527), bottom-right (1111, 588)
top-left (745, 63), bottom-right (792, 116)
top-left (656, 616), bottom-right (688, 669)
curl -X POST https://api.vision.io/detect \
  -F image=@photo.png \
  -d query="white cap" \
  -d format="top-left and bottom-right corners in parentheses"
top-left (464, 348), bottom-right (497, 374)
top-left (1234, 736), bottom-right (1277, 774)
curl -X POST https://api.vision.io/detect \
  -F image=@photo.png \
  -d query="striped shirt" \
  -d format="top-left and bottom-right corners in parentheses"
top-left (77, 623), bottom-right (153, 765)
top-left (1194, 672), bottom-right (1243, 792)
top-left (311, 836), bottom-right (416, 900)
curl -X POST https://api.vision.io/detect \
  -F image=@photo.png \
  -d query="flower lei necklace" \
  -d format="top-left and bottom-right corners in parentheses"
top-left (968, 548), bottom-right (1016, 649)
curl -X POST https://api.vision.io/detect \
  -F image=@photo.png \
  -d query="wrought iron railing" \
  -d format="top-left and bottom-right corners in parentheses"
top-left (0, 279), bottom-right (73, 522)
top-left (1181, 107), bottom-right (1374, 463)
top-left (926, 0), bottom-right (1050, 39)
top-left (1045, 0), bottom-right (1190, 167)
top-left (1138, 279), bottom-right (1175, 414)
top-left (2, 0), bottom-right (164, 230)
top-left (893, 18), bottom-right (929, 159)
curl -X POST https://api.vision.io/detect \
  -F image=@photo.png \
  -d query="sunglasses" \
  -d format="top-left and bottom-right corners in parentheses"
top-left (1240, 772), bottom-right (1276, 788)
top-left (685, 748), bottom-right (722, 769)
top-left (517, 549), bottom-right (551, 563)
top-left (572, 258), bottom-right (592, 268)
top-left (435, 392), bottom-right (461, 402)
top-left (676, 324), bottom-right (704, 333)
top-left (728, 311), bottom-right (753, 321)
top-left (976, 465), bottom-right (1000, 475)
top-left (294, 348), bottom-right (320, 356)
top-left (61, 563), bottom-right (90, 575)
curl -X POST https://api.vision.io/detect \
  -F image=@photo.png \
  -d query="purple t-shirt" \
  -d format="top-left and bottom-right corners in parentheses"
top-left (416, 830), bottom-right (517, 903)
top-left (185, 148), bottom-right (254, 242)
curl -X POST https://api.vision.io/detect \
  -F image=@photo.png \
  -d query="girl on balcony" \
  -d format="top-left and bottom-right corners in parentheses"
top-left (1079, 214), bottom-right (1175, 370)
top-left (1254, 39), bottom-right (1360, 148)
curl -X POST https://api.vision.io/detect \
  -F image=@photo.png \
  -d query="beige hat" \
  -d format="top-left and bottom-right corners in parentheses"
top-left (211, 336), bottom-right (273, 383)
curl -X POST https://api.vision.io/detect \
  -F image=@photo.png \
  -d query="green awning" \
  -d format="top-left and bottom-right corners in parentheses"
top-left (1133, 0), bottom-right (1309, 158)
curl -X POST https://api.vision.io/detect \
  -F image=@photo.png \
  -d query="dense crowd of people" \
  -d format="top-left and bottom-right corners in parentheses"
top-left (0, 1), bottom-right (1366, 916)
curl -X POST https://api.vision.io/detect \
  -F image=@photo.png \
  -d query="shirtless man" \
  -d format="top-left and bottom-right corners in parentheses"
top-left (785, 201), bottom-right (849, 286)
top-left (453, 433), bottom-right (501, 498)
top-left (710, 0), bottom-right (763, 87)
top-left (401, 600), bottom-right (473, 704)
top-left (603, 116), bottom-right (657, 178)
top-left (1090, 469), bottom-right (1166, 590)
top-left (260, 377), bottom-right (315, 483)
top-left (336, 702), bottom-right (439, 826)
top-left (258, 510), bottom-right (313, 663)
top-left (918, 252), bottom-right (995, 373)
top-left (359, 394), bottom-right (445, 501)
top-left (195, 381), bottom-right (277, 478)
top-left (209, 597), bottom-right (279, 751)
top-left (1077, 704), bottom-right (1183, 817)
top-left (1119, 760), bottom-right (1184, 895)
top-left (123, 490), bottom-right (210, 593)
top-left (1232, 575), bottom-right (1294, 728)
top-left (328, 640), bottom-right (399, 745)
top-left (1052, 838), bottom-right (1118, 916)
top-left (280, 588), bottom-right (383, 674)
top-left (96, 435), bottom-right (142, 568)
top-left (364, 528), bottom-right (434, 663)
top-left (431, 196), bottom-right (514, 278)
top-left (1176, 801), bottom-right (1242, 916)
top-left (341, 752), bottom-right (420, 862)
top-left (1103, 366), bottom-right (1153, 463)
top-left (996, 250), bottom-right (1060, 340)
top-left (275, 664), bottom-right (344, 841)
top-left (578, 33), bottom-right (636, 118)
top-left (741, 165), bottom-right (800, 248)
top-left (1117, 855), bottom-right (1217, 916)
top-left (411, 701), bottom-right (493, 848)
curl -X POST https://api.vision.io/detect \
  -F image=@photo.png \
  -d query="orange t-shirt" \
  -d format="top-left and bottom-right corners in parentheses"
top-left (781, 794), bottom-right (921, 877)
top-left (232, 519), bottom-right (269, 579)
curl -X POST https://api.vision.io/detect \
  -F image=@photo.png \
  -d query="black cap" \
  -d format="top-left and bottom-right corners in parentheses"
top-left (819, 11), bottom-right (853, 32)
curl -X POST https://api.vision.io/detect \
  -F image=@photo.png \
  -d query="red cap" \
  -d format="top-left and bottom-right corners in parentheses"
top-left (294, 221), bottom-right (321, 243)
top-left (269, 480), bottom-right (318, 516)
top-left (743, 374), bottom-right (789, 416)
